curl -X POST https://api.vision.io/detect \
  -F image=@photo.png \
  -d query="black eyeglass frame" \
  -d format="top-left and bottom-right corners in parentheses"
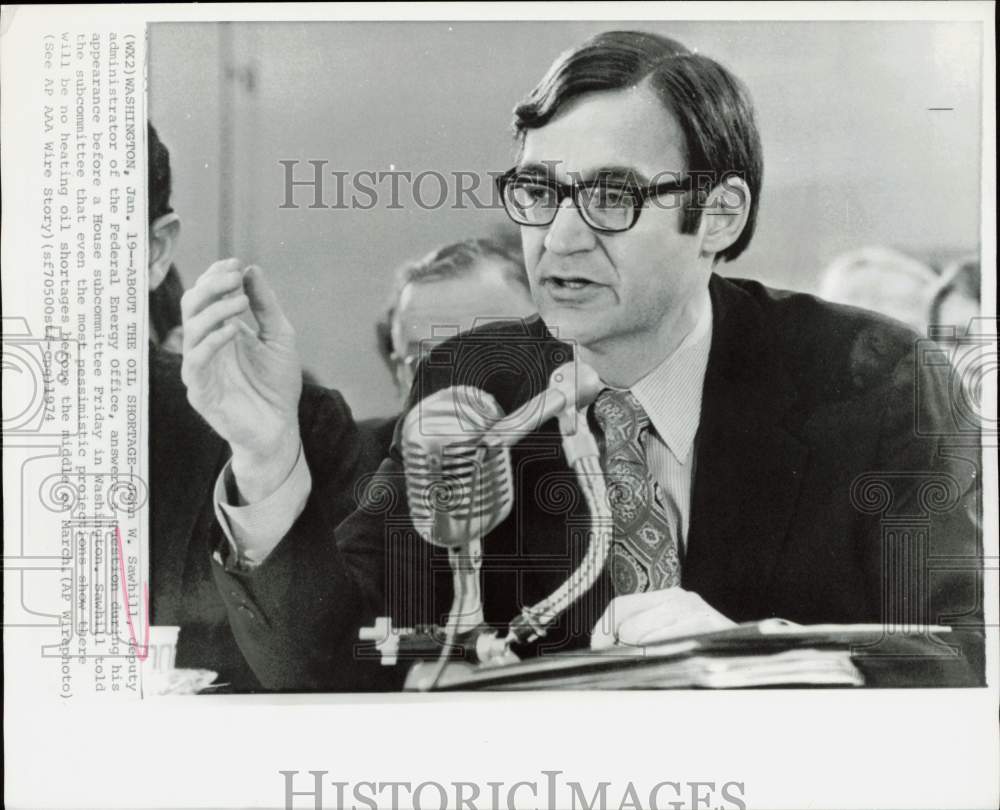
top-left (496, 168), bottom-right (695, 234)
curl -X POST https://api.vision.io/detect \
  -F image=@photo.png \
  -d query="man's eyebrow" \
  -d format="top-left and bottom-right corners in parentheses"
top-left (514, 162), bottom-right (556, 178)
top-left (584, 166), bottom-right (651, 185)
top-left (513, 163), bottom-right (653, 185)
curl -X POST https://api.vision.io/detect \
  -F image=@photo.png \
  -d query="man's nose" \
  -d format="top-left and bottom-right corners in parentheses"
top-left (543, 198), bottom-right (598, 255)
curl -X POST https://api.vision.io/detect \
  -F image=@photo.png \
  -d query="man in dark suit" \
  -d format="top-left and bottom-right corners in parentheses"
top-left (188, 31), bottom-right (983, 687)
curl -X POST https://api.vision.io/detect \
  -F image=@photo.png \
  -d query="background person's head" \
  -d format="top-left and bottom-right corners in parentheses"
top-left (148, 122), bottom-right (184, 350)
top-left (929, 255), bottom-right (980, 331)
top-left (818, 246), bottom-right (938, 332)
top-left (376, 237), bottom-right (536, 404)
top-left (926, 255), bottom-right (985, 434)
top-left (503, 31), bottom-right (760, 380)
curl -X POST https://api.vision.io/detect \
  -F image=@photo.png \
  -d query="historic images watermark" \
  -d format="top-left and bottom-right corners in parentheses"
top-left (281, 770), bottom-right (747, 810)
top-left (277, 160), bottom-right (747, 213)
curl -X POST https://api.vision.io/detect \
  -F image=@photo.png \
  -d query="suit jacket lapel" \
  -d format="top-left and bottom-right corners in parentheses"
top-left (149, 346), bottom-right (225, 622)
top-left (683, 276), bottom-right (808, 621)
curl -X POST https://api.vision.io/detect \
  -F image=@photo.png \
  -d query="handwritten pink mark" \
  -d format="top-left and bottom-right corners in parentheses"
top-left (115, 525), bottom-right (149, 660)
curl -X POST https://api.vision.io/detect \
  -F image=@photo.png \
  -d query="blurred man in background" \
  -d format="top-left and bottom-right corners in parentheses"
top-left (376, 236), bottom-right (536, 406)
top-left (929, 255), bottom-right (981, 331)
top-left (818, 245), bottom-right (939, 333)
top-left (357, 237), bottom-right (537, 462)
top-left (926, 254), bottom-right (984, 533)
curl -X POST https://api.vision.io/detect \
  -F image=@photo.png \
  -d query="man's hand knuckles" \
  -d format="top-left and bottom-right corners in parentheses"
top-left (185, 387), bottom-right (204, 411)
top-left (208, 257), bottom-right (240, 276)
top-left (179, 360), bottom-right (194, 386)
top-left (180, 288), bottom-right (198, 319)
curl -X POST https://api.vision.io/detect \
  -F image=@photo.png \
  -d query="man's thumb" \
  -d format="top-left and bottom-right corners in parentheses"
top-left (243, 265), bottom-right (293, 338)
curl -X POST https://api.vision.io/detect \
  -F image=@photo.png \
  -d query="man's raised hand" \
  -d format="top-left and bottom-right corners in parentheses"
top-left (181, 260), bottom-right (303, 503)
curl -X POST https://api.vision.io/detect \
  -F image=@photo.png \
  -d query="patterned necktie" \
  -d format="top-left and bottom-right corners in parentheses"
top-left (592, 388), bottom-right (681, 595)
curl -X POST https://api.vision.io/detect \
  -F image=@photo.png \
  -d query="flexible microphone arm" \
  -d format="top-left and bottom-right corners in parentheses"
top-left (504, 397), bottom-right (612, 648)
top-left (470, 360), bottom-right (613, 654)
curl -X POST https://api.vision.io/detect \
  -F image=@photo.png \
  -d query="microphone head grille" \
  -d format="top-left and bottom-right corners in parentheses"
top-left (402, 387), bottom-right (513, 547)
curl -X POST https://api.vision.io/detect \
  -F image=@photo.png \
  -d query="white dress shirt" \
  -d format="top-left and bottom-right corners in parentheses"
top-left (625, 288), bottom-right (713, 554)
top-left (212, 443), bottom-right (311, 569)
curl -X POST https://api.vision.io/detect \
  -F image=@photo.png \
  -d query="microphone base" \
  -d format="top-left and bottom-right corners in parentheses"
top-left (358, 619), bottom-right (514, 667)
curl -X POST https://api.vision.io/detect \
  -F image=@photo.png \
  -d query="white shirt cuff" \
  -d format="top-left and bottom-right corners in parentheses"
top-left (213, 443), bottom-right (312, 569)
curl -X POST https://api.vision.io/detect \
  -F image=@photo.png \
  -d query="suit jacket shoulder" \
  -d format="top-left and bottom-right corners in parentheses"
top-left (715, 276), bottom-right (973, 474)
top-left (696, 277), bottom-right (983, 684)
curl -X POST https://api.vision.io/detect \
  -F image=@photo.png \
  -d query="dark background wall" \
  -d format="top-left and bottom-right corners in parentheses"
top-left (149, 21), bottom-right (982, 418)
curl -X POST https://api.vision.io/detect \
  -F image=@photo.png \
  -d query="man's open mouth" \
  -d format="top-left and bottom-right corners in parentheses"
top-left (546, 277), bottom-right (595, 290)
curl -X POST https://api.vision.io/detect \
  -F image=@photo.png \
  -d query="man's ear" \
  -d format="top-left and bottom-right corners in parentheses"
top-left (148, 212), bottom-right (181, 290)
top-left (697, 176), bottom-right (750, 260)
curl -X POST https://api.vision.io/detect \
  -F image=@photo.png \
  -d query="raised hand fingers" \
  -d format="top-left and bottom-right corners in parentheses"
top-left (182, 292), bottom-right (250, 356)
top-left (180, 320), bottom-right (240, 393)
top-left (194, 257), bottom-right (243, 286)
top-left (181, 259), bottom-right (245, 324)
top-left (243, 265), bottom-right (294, 339)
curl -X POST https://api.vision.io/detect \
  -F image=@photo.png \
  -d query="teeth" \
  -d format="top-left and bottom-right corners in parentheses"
top-left (553, 278), bottom-right (589, 289)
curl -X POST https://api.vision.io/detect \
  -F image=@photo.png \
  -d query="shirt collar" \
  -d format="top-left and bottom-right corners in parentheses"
top-left (627, 287), bottom-right (713, 464)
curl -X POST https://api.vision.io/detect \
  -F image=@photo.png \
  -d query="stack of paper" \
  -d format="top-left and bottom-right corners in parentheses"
top-left (407, 620), bottom-right (952, 691)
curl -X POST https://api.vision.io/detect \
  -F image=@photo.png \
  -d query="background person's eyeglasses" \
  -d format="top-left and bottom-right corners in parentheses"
top-left (392, 338), bottom-right (448, 395)
top-left (497, 169), bottom-right (693, 233)
top-left (391, 352), bottom-right (421, 393)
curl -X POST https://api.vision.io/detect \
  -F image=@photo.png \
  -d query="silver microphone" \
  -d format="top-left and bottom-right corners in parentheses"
top-left (401, 385), bottom-right (514, 549)
top-left (401, 385), bottom-right (513, 639)
top-left (400, 360), bottom-right (601, 544)
top-left (398, 361), bottom-right (605, 656)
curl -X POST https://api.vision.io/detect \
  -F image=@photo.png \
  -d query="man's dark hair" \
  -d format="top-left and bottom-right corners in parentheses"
top-left (513, 30), bottom-right (763, 263)
top-left (148, 122), bottom-right (174, 223)
top-left (375, 237), bottom-right (529, 370)
top-left (147, 122), bottom-right (182, 343)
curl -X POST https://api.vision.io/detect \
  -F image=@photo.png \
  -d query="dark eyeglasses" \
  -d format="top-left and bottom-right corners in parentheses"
top-left (496, 168), bottom-right (693, 233)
